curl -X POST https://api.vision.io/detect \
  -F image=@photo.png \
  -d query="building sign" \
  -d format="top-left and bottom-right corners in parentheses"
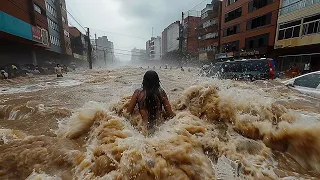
top-left (240, 50), bottom-right (260, 56)
top-left (234, 50), bottom-right (261, 57)
top-left (199, 52), bottom-right (208, 61)
top-left (31, 26), bottom-right (42, 42)
top-left (41, 28), bottom-right (49, 46)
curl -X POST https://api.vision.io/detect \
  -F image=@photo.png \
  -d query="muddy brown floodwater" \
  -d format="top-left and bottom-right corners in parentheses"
top-left (0, 67), bottom-right (319, 180)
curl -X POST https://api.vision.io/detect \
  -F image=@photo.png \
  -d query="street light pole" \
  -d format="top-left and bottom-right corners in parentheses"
top-left (86, 27), bottom-right (93, 69)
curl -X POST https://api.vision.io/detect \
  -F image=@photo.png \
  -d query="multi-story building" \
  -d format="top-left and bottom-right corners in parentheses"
top-left (57, 0), bottom-right (72, 56)
top-left (0, 0), bottom-right (49, 67)
top-left (131, 48), bottom-right (148, 62)
top-left (220, 0), bottom-right (280, 59)
top-left (162, 21), bottom-right (180, 55)
top-left (183, 11), bottom-right (201, 56)
top-left (94, 36), bottom-right (114, 65)
top-left (69, 27), bottom-right (87, 62)
top-left (45, 0), bottom-right (62, 54)
top-left (146, 36), bottom-right (162, 60)
top-left (274, 0), bottom-right (320, 71)
top-left (197, 0), bottom-right (222, 61)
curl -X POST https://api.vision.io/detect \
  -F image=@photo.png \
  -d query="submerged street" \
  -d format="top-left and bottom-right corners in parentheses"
top-left (0, 67), bottom-right (319, 179)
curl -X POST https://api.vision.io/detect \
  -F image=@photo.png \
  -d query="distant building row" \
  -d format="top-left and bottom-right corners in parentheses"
top-left (133, 0), bottom-right (320, 71)
top-left (199, 0), bottom-right (320, 71)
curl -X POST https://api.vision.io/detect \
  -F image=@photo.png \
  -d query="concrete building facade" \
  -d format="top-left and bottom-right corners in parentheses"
top-left (183, 12), bottom-right (201, 56)
top-left (146, 36), bottom-right (162, 60)
top-left (220, 0), bottom-right (280, 59)
top-left (197, 0), bottom-right (222, 61)
top-left (0, 0), bottom-right (50, 67)
top-left (131, 48), bottom-right (148, 62)
top-left (94, 36), bottom-right (114, 66)
top-left (162, 21), bottom-right (180, 55)
top-left (45, 0), bottom-right (62, 53)
top-left (69, 27), bottom-right (87, 63)
top-left (274, 0), bottom-right (320, 71)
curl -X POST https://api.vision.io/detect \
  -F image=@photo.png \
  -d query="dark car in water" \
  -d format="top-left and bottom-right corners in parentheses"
top-left (207, 59), bottom-right (275, 81)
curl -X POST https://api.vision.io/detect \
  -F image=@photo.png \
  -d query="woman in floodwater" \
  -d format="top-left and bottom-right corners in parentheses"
top-left (127, 70), bottom-right (175, 131)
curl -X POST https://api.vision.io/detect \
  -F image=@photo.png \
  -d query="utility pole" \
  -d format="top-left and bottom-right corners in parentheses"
top-left (95, 33), bottom-right (98, 51)
top-left (179, 12), bottom-right (185, 52)
top-left (103, 49), bottom-right (106, 66)
top-left (87, 28), bottom-right (93, 69)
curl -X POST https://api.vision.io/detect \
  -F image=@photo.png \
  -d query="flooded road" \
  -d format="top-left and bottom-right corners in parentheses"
top-left (0, 67), bottom-right (319, 179)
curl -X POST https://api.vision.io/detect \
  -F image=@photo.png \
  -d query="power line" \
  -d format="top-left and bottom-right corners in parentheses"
top-left (91, 28), bottom-right (149, 40)
top-left (60, 5), bottom-right (86, 32)
top-left (66, 4), bottom-right (84, 27)
top-left (94, 45), bottom-right (133, 53)
top-left (184, 0), bottom-right (208, 13)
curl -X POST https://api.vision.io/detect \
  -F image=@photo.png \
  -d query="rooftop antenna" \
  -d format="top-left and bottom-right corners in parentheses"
top-left (152, 27), bottom-right (154, 37)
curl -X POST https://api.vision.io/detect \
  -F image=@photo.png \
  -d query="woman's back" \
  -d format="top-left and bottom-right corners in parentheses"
top-left (135, 88), bottom-right (164, 129)
top-left (126, 71), bottom-right (175, 131)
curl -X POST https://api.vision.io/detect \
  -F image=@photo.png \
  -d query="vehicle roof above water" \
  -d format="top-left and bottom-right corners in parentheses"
top-left (216, 58), bottom-right (273, 64)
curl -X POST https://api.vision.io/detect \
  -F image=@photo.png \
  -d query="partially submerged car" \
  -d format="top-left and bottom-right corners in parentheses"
top-left (207, 58), bottom-right (276, 81)
top-left (283, 71), bottom-right (320, 99)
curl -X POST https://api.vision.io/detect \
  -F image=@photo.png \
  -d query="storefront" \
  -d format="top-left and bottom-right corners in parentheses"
top-left (233, 47), bottom-right (273, 59)
top-left (275, 43), bottom-right (320, 72)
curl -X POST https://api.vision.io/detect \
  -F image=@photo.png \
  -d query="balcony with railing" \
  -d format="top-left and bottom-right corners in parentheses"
top-left (280, 0), bottom-right (320, 15)
top-left (201, 5), bottom-right (214, 16)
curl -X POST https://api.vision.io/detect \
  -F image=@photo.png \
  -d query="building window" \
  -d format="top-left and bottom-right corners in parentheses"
top-left (201, 12), bottom-right (209, 19)
top-left (278, 20), bottom-right (301, 40)
top-left (47, 18), bottom-right (59, 31)
top-left (34, 4), bottom-right (42, 14)
top-left (248, 0), bottom-right (272, 13)
top-left (223, 24), bottom-right (240, 37)
top-left (203, 19), bottom-right (217, 28)
top-left (64, 30), bottom-right (70, 38)
top-left (201, 32), bottom-right (219, 40)
top-left (222, 40), bottom-right (239, 52)
top-left (245, 33), bottom-right (269, 49)
top-left (226, 0), bottom-right (238, 6)
top-left (280, 0), bottom-right (320, 15)
top-left (246, 13), bottom-right (271, 30)
top-left (45, 2), bottom-right (57, 18)
top-left (62, 16), bottom-right (66, 23)
top-left (302, 14), bottom-right (320, 35)
top-left (225, 7), bottom-right (242, 22)
top-left (50, 35), bottom-right (60, 47)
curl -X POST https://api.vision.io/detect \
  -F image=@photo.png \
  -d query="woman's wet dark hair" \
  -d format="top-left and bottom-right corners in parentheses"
top-left (142, 70), bottom-right (160, 129)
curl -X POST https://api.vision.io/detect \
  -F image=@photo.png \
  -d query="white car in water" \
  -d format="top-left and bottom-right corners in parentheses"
top-left (283, 71), bottom-right (320, 99)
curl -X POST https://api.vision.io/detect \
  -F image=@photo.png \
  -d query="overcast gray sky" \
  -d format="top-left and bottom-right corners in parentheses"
top-left (65, 0), bottom-right (211, 61)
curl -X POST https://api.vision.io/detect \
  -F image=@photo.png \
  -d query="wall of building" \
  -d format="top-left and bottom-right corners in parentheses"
top-left (220, 0), bottom-right (279, 57)
top-left (33, 0), bottom-right (48, 29)
top-left (198, 1), bottom-right (221, 61)
top-left (95, 36), bottom-right (114, 64)
top-left (153, 36), bottom-right (162, 60)
top-left (162, 30), bottom-right (168, 55)
top-left (184, 16), bottom-right (201, 55)
top-left (0, 0), bottom-right (31, 24)
top-left (163, 21), bottom-right (180, 53)
top-left (275, 2), bottom-right (320, 49)
top-left (0, 11), bottom-right (33, 40)
top-left (45, 0), bottom-right (62, 53)
top-left (58, 0), bottom-right (72, 56)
